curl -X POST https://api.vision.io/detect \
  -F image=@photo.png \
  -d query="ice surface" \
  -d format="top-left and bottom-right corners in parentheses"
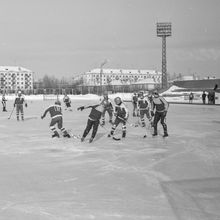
top-left (0, 100), bottom-right (220, 220)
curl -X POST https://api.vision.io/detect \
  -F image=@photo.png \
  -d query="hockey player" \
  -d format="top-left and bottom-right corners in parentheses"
top-left (63, 94), bottom-right (72, 111)
top-left (151, 92), bottom-right (169, 137)
top-left (2, 94), bottom-right (7, 112)
top-left (132, 92), bottom-right (138, 116)
top-left (108, 97), bottom-right (129, 138)
top-left (41, 100), bottom-right (71, 138)
top-left (137, 91), bottom-right (152, 127)
top-left (100, 91), bottom-right (113, 125)
top-left (77, 103), bottom-right (104, 143)
top-left (14, 91), bottom-right (27, 121)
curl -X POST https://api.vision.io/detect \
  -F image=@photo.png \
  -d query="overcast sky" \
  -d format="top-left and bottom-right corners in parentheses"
top-left (0, 0), bottom-right (219, 79)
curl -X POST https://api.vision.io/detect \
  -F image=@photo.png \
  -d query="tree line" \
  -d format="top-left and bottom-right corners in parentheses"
top-left (34, 75), bottom-right (83, 89)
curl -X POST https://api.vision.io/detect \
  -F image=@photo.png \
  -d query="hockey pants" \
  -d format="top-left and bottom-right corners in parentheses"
top-left (110, 117), bottom-right (126, 136)
top-left (2, 101), bottom-right (6, 111)
top-left (153, 111), bottom-right (168, 135)
top-left (132, 103), bottom-right (138, 115)
top-left (16, 104), bottom-right (24, 120)
top-left (101, 108), bottom-right (113, 124)
top-left (50, 116), bottom-right (68, 136)
top-left (139, 109), bottom-right (151, 127)
top-left (82, 119), bottom-right (99, 139)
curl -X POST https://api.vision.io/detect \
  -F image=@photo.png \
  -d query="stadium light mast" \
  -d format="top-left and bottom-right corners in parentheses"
top-left (157, 22), bottom-right (172, 89)
top-left (100, 59), bottom-right (108, 95)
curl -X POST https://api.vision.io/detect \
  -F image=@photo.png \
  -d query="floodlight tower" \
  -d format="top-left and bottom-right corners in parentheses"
top-left (157, 22), bottom-right (172, 89)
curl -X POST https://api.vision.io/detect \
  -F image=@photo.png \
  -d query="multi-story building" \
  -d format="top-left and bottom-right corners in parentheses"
top-left (82, 68), bottom-right (162, 87)
top-left (0, 66), bottom-right (34, 91)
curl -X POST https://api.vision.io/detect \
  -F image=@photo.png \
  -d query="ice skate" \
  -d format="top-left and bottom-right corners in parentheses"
top-left (52, 131), bottom-right (60, 138)
top-left (163, 133), bottom-right (168, 138)
top-left (63, 132), bottom-right (71, 138)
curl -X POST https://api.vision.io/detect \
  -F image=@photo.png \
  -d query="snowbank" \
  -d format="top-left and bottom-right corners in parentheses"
top-left (3, 93), bottom-right (133, 102)
top-left (3, 88), bottom-right (220, 104)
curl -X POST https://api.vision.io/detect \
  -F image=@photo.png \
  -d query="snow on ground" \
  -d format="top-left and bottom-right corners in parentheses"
top-left (0, 100), bottom-right (220, 219)
top-left (5, 86), bottom-right (220, 104)
top-left (4, 93), bottom-right (133, 102)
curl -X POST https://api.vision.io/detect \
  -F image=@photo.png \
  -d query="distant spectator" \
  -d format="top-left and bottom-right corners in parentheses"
top-left (1, 94), bottom-right (7, 112)
top-left (210, 91), bottom-right (215, 104)
top-left (208, 92), bottom-right (211, 104)
top-left (189, 92), bottom-right (194, 104)
top-left (202, 91), bottom-right (207, 104)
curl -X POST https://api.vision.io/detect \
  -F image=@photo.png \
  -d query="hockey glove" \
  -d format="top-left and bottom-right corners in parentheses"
top-left (41, 115), bottom-right (44, 119)
top-left (25, 103), bottom-right (28, 108)
top-left (77, 106), bottom-right (85, 111)
top-left (151, 111), bottom-right (155, 117)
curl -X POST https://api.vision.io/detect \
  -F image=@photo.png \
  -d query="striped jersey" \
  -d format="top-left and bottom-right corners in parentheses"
top-left (42, 105), bottom-right (62, 118)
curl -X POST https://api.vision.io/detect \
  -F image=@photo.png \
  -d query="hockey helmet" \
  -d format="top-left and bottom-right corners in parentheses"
top-left (153, 91), bottom-right (159, 97)
top-left (55, 100), bottom-right (61, 105)
top-left (148, 94), bottom-right (153, 101)
top-left (103, 91), bottom-right (108, 98)
top-left (138, 91), bottom-right (144, 98)
top-left (114, 96), bottom-right (122, 105)
top-left (103, 91), bottom-right (108, 95)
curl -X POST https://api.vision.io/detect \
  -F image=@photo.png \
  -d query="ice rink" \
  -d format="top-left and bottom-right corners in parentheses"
top-left (0, 100), bottom-right (220, 220)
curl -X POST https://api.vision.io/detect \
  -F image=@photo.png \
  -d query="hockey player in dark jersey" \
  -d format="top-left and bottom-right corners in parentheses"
top-left (151, 92), bottom-right (169, 137)
top-left (77, 103), bottom-right (104, 143)
top-left (137, 91), bottom-right (152, 127)
top-left (108, 97), bottom-right (129, 138)
top-left (132, 92), bottom-right (138, 116)
top-left (2, 94), bottom-right (7, 112)
top-left (41, 100), bottom-right (71, 138)
top-left (63, 94), bottom-right (72, 111)
top-left (14, 91), bottom-right (27, 121)
top-left (100, 91), bottom-right (113, 126)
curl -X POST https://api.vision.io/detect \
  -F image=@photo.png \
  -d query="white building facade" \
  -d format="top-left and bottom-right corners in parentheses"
top-left (0, 66), bottom-right (34, 91)
top-left (82, 69), bottom-right (162, 87)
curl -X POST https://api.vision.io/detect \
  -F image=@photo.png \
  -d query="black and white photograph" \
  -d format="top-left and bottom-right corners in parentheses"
top-left (0, 0), bottom-right (220, 219)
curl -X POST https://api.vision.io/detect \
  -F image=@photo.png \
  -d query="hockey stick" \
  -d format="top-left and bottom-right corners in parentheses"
top-left (99, 123), bottom-right (121, 141)
top-left (118, 116), bottom-right (138, 128)
top-left (8, 106), bottom-right (15, 119)
top-left (108, 117), bottom-right (129, 141)
top-left (107, 132), bottom-right (121, 141)
top-left (24, 116), bottom-right (39, 121)
top-left (66, 129), bottom-right (81, 139)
